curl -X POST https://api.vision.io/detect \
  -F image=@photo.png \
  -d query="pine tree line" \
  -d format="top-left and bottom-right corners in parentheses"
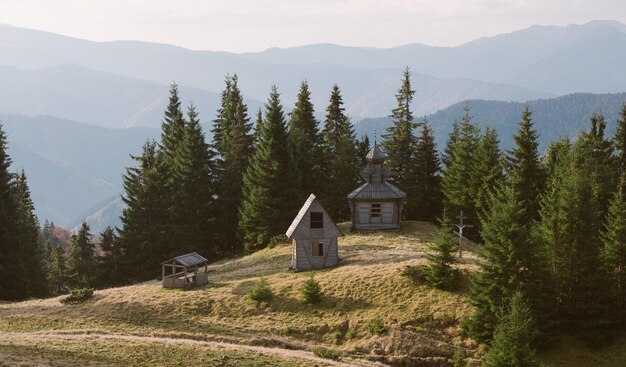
top-left (453, 102), bottom-right (626, 362)
top-left (117, 78), bottom-right (365, 282)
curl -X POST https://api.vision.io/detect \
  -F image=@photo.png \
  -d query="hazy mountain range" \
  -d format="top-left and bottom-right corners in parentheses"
top-left (1, 20), bottom-right (626, 231)
top-left (356, 93), bottom-right (626, 151)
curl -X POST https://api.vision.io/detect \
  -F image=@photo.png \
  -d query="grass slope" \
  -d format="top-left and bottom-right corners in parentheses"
top-left (0, 221), bottom-right (622, 366)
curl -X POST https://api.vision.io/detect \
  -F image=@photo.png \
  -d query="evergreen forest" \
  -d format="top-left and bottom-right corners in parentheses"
top-left (1, 69), bottom-right (625, 365)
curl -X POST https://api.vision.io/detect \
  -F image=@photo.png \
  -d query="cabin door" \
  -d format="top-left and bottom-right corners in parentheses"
top-left (357, 203), bottom-right (370, 223)
top-left (370, 203), bottom-right (382, 224)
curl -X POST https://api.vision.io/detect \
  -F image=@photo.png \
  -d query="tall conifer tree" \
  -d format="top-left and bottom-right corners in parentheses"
top-left (579, 114), bottom-right (616, 217)
top-left (536, 141), bottom-right (606, 330)
top-left (172, 104), bottom-right (217, 256)
top-left (119, 140), bottom-right (169, 281)
top-left (160, 83), bottom-right (185, 167)
top-left (12, 171), bottom-right (48, 297)
top-left (465, 185), bottom-right (531, 342)
top-left (413, 119), bottom-right (442, 221)
top-left (472, 127), bottom-right (504, 216)
top-left (212, 75), bottom-right (253, 254)
top-left (506, 106), bottom-right (545, 226)
top-left (288, 80), bottom-right (322, 201)
top-left (320, 85), bottom-right (359, 220)
top-left (97, 226), bottom-right (122, 288)
top-left (616, 102), bottom-right (626, 185)
top-left (603, 175), bottom-right (626, 324)
top-left (0, 123), bottom-right (21, 300)
top-left (239, 86), bottom-right (296, 252)
top-left (47, 244), bottom-right (66, 295)
top-left (383, 68), bottom-right (419, 218)
top-left (357, 135), bottom-right (371, 166)
top-left (441, 104), bottom-right (480, 238)
top-left (67, 222), bottom-right (96, 288)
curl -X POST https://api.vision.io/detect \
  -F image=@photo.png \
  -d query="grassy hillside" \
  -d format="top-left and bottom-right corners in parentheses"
top-left (0, 222), bottom-right (624, 366)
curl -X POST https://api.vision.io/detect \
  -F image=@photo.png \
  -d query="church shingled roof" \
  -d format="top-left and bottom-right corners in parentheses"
top-left (365, 144), bottom-right (386, 164)
top-left (347, 182), bottom-right (406, 200)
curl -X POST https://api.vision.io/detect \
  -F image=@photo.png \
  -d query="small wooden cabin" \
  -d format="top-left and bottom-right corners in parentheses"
top-left (347, 143), bottom-right (406, 230)
top-left (286, 194), bottom-right (343, 272)
top-left (161, 252), bottom-right (208, 288)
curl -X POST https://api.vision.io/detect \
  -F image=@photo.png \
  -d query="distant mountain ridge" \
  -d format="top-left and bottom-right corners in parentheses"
top-left (2, 114), bottom-right (158, 226)
top-left (238, 20), bottom-right (626, 94)
top-left (0, 22), bottom-right (563, 119)
top-left (355, 92), bottom-right (626, 152)
top-left (2, 20), bottom-right (626, 230)
top-left (0, 64), bottom-right (263, 129)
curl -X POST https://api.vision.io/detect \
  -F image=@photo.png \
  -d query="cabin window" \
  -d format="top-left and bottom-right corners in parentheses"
top-left (312, 242), bottom-right (324, 257)
top-left (371, 203), bottom-right (381, 218)
top-left (310, 212), bottom-right (324, 228)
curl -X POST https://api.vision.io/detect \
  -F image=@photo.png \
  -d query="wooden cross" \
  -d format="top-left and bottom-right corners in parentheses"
top-left (456, 210), bottom-right (473, 259)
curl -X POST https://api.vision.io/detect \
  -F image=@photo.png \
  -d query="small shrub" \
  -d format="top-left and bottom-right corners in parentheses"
top-left (247, 278), bottom-right (273, 305)
top-left (452, 350), bottom-right (466, 367)
top-left (301, 275), bottom-right (322, 304)
top-left (333, 330), bottom-right (344, 344)
top-left (268, 234), bottom-right (288, 248)
top-left (346, 329), bottom-right (356, 339)
top-left (366, 315), bottom-right (386, 336)
top-left (312, 346), bottom-right (341, 361)
top-left (60, 288), bottom-right (94, 305)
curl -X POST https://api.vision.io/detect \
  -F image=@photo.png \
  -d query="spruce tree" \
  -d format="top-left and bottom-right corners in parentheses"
top-left (425, 214), bottom-right (458, 290)
top-left (382, 68), bottom-right (419, 218)
top-left (40, 220), bottom-right (60, 246)
top-left (602, 174), bottom-right (626, 324)
top-left (577, 113), bottom-right (616, 219)
top-left (442, 120), bottom-right (460, 168)
top-left (171, 104), bottom-right (217, 256)
top-left (119, 140), bottom-right (170, 281)
top-left (212, 75), bottom-right (254, 254)
top-left (47, 243), bottom-right (66, 295)
top-left (301, 275), bottom-right (322, 304)
top-left (253, 107), bottom-right (263, 146)
top-left (357, 135), bottom-right (371, 166)
top-left (159, 83), bottom-right (186, 168)
top-left (616, 102), bottom-right (626, 183)
top-left (157, 83), bottom-right (186, 256)
top-left (67, 222), bottom-right (96, 288)
top-left (12, 170), bottom-right (48, 298)
top-left (441, 104), bottom-right (480, 238)
top-left (481, 291), bottom-right (538, 367)
top-left (472, 127), bottom-right (504, 217)
top-left (96, 226), bottom-right (122, 288)
top-left (465, 185), bottom-right (540, 342)
top-left (506, 106), bottom-right (545, 226)
top-left (0, 124), bottom-right (23, 300)
top-left (536, 141), bottom-right (606, 330)
top-left (320, 84), bottom-right (360, 220)
top-left (239, 86), bottom-right (297, 252)
top-left (413, 119), bottom-right (442, 221)
top-left (288, 80), bottom-right (322, 201)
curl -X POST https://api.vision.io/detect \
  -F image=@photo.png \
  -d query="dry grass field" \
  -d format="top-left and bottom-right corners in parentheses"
top-left (0, 221), bottom-right (623, 366)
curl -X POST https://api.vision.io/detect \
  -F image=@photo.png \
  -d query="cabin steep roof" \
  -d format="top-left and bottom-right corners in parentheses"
top-left (161, 252), bottom-right (208, 267)
top-left (286, 193), bottom-right (343, 239)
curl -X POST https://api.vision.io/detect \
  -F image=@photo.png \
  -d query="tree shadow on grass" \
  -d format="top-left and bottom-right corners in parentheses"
top-left (268, 294), bottom-right (373, 314)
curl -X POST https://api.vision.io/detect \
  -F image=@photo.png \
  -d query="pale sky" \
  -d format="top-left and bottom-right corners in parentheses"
top-left (1, 0), bottom-right (625, 52)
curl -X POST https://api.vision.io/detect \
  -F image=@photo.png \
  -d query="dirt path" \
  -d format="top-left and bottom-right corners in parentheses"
top-left (0, 330), bottom-right (388, 367)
